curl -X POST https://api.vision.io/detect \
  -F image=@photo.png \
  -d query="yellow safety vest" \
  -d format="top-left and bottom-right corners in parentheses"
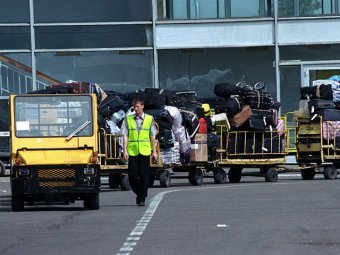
top-left (126, 114), bottom-right (153, 156)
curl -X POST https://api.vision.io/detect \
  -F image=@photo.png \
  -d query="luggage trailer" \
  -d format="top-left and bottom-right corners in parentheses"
top-left (216, 126), bottom-right (287, 183)
top-left (98, 129), bottom-right (225, 188)
top-left (98, 129), bottom-right (176, 189)
top-left (296, 116), bottom-right (339, 180)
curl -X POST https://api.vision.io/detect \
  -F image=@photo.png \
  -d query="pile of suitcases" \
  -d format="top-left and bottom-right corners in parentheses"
top-left (201, 82), bottom-right (285, 157)
top-left (300, 77), bottom-right (340, 142)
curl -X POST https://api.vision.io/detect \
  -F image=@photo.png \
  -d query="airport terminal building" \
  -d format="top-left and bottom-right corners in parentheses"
top-left (1, 0), bottom-right (340, 119)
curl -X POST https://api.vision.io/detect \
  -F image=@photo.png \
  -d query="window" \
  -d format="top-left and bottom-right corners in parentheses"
top-left (158, 47), bottom-right (276, 99)
top-left (0, 0), bottom-right (29, 23)
top-left (0, 54), bottom-right (33, 95)
top-left (35, 25), bottom-right (152, 49)
top-left (34, 0), bottom-right (152, 22)
top-left (14, 95), bottom-right (93, 137)
top-left (35, 51), bottom-right (154, 91)
top-left (0, 27), bottom-right (30, 50)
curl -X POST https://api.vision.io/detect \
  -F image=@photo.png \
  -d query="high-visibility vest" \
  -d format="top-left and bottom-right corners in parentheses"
top-left (126, 114), bottom-right (153, 156)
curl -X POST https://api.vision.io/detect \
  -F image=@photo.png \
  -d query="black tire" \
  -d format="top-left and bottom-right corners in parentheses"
top-left (214, 168), bottom-right (227, 184)
top-left (108, 173), bottom-right (120, 189)
top-left (323, 165), bottom-right (337, 180)
top-left (159, 170), bottom-right (171, 188)
top-left (188, 167), bottom-right (203, 186)
top-left (120, 175), bottom-right (131, 191)
top-left (228, 167), bottom-right (242, 183)
top-left (84, 193), bottom-right (99, 210)
top-left (148, 174), bottom-right (155, 188)
top-left (301, 168), bottom-right (315, 180)
top-left (264, 167), bottom-right (278, 182)
top-left (12, 194), bottom-right (24, 212)
top-left (0, 161), bottom-right (5, 177)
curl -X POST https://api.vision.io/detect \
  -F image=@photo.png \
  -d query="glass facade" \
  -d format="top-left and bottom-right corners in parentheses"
top-left (0, 0), bottom-right (340, 116)
top-left (158, 47), bottom-right (276, 99)
top-left (165, 0), bottom-right (340, 19)
top-left (0, 0), bottom-right (29, 23)
top-left (35, 51), bottom-right (153, 93)
top-left (35, 25), bottom-right (152, 49)
top-left (34, 0), bottom-right (152, 22)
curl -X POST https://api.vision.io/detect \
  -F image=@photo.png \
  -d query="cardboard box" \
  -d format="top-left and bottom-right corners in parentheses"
top-left (190, 134), bottom-right (208, 162)
top-left (212, 112), bottom-right (229, 134)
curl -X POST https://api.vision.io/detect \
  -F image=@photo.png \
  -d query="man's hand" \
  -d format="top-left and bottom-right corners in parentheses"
top-left (152, 151), bottom-right (158, 162)
top-left (123, 150), bottom-right (129, 161)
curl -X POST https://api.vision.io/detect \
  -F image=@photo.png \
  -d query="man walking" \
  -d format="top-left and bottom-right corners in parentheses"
top-left (121, 96), bottom-right (158, 206)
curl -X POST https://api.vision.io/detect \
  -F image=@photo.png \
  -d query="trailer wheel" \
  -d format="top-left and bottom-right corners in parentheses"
top-left (323, 165), bottom-right (337, 180)
top-left (159, 170), bottom-right (171, 188)
top-left (188, 167), bottom-right (203, 186)
top-left (264, 167), bottom-right (278, 182)
top-left (301, 168), bottom-right (315, 180)
top-left (120, 175), bottom-right (131, 191)
top-left (228, 167), bottom-right (242, 183)
top-left (84, 193), bottom-right (99, 210)
top-left (148, 174), bottom-right (155, 188)
top-left (214, 168), bottom-right (227, 184)
top-left (0, 160), bottom-right (5, 177)
top-left (108, 173), bottom-right (120, 189)
top-left (12, 194), bottom-right (24, 212)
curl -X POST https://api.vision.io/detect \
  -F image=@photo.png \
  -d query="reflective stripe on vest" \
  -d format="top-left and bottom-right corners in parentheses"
top-left (127, 114), bottom-right (153, 156)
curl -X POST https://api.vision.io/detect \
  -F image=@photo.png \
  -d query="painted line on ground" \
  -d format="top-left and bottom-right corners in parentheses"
top-left (116, 180), bottom-right (315, 255)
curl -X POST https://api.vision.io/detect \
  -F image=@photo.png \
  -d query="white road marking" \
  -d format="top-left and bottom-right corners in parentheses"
top-left (116, 181), bottom-right (312, 255)
top-left (0, 189), bottom-right (7, 193)
top-left (217, 224), bottom-right (228, 228)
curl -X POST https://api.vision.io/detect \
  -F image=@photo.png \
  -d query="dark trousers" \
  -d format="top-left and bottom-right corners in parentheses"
top-left (128, 154), bottom-right (150, 199)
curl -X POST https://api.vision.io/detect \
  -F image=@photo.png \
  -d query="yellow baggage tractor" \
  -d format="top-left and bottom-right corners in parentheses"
top-left (296, 116), bottom-right (338, 180)
top-left (10, 93), bottom-right (101, 211)
top-left (215, 124), bottom-right (286, 183)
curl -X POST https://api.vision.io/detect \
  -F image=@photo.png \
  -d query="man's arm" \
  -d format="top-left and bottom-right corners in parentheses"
top-left (123, 135), bottom-right (129, 160)
top-left (120, 119), bottom-right (129, 160)
top-left (150, 118), bottom-right (158, 161)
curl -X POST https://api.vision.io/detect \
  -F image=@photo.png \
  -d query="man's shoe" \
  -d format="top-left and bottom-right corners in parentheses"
top-left (137, 201), bottom-right (145, 206)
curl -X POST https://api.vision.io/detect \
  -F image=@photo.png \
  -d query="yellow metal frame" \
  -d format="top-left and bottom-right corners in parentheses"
top-left (282, 112), bottom-right (297, 154)
top-left (216, 123), bottom-right (287, 166)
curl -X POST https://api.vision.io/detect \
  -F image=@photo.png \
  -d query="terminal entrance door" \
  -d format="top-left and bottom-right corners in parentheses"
top-left (302, 65), bottom-right (340, 87)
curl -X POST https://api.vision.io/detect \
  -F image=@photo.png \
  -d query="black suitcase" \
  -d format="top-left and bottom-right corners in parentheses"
top-left (199, 97), bottom-right (228, 110)
top-left (158, 129), bottom-right (174, 149)
top-left (180, 109), bottom-right (200, 138)
top-left (99, 95), bottom-right (125, 117)
top-left (300, 86), bottom-right (317, 100)
top-left (308, 99), bottom-right (334, 113)
top-left (244, 117), bottom-right (266, 131)
top-left (128, 91), bottom-right (166, 109)
top-left (251, 109), bottom-right (278, 126)
top-left (215, 96), bottom-right (243, 117)
top-left (263, 137), bottom-right (285, 158)
top-left (145, 109), bottom-right (173, 130)
top-left (318, 109), bottom-right (340, 121)
top-left (214, 83), bottom-right (240, 99)
top-left (245, 90), bottom-right (274, 110)
top-left (317, 84), bottom-right (333, 100)
top-left (227, 132), bottom-right (244, 156)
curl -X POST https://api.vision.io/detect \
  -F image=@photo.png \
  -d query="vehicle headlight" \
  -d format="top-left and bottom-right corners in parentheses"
top-left (18, 168), bottom-right (30, 176)
top-left (84, 167), bottom-right (95, 175)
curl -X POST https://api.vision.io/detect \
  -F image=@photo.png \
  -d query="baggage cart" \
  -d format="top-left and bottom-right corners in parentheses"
top-left (97, 128), bottom-right (168, 190)
top-left (296, 116), bottom-right (339, 180)
top-left (216, 125), bottom-right (286, 183)
top-left (98, 123), bottom-right (224, 189)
